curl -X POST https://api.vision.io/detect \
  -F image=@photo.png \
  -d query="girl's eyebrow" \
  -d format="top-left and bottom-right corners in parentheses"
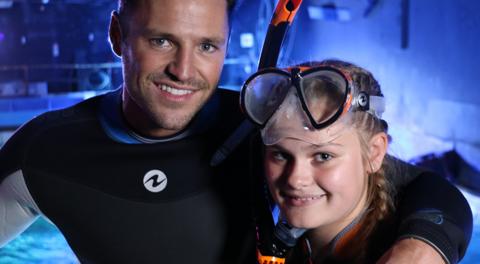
top-left (269, 141), bottom-right (344, 153)
top-left (302, 141), bottom-right (344, 151)
top-left (268, 145), bottom-right (287, 152)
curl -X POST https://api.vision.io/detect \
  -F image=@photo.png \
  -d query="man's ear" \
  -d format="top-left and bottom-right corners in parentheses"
top-left (368, 132), bottom-right (388, 173)
top-left (109, 11), bottom-right (123, 58)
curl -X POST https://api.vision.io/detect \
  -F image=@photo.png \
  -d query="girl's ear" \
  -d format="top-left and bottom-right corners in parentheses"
top-left (368, 132), bottom-right (388, 173)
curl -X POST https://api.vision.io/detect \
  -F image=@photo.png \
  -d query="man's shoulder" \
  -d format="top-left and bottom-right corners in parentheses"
top-left (1, 92), bottom-right (107, 155)
top-left (386, 155), bottom-right (428, 187)
top-left (25, 93), bottom-right (104, 133)
top-left (0, 92), bottom-right (111, 181)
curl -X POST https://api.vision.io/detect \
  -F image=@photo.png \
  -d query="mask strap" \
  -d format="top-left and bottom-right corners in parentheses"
top-left (368, 95), bottom-right (385, 118)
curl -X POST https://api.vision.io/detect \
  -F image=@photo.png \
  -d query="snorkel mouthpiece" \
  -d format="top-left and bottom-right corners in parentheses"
top-left (257, 220), bottom-right (307, 264)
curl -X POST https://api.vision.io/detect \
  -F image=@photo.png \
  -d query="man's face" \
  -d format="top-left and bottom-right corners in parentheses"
top-left (111, 0), bottom-right (229, 137)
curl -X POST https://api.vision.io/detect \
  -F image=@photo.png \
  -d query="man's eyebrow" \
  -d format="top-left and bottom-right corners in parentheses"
top-left (142, 29), bottom-right (173, 38)
top-left (201, 37), bottom-right (227, 45)
top-left (142, 29), bottom-right (226, 45)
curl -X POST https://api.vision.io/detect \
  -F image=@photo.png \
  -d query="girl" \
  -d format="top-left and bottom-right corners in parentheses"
top-left (242, 59), bottom-right (400, 263)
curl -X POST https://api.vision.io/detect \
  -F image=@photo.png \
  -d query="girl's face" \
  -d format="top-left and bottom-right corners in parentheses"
top-left (264, 129), bottom-right (369, 237)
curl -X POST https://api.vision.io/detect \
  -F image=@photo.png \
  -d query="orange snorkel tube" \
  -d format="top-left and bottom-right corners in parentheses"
top-left (271, 0), bottom-right (302, 26)
top-left (211, 1), bottom-right (304, 166)
top-left (210, 3), bottom-right (305, 261)
top-left (255, 1), bottom-right (306, 263)
top-left (257, 0), bottom-right (303, 69)
top-left (210, 1), bottom-right (305, 262)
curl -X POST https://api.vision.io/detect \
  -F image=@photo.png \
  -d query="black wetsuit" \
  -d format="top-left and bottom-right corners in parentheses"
top-left (0, 88), bottom-right (473, 264)
top-left (0, 88), bottom-right (255, 263)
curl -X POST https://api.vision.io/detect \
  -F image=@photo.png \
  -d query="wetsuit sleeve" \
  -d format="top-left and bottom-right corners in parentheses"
top-left (396, 171), bottom-right (473, 264)
top-left (0, 119), bottom-right (42, 247)
top-left (0, 171), bottom-right (40, 247)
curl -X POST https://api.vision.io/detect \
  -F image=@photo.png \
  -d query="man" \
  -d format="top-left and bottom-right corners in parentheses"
top-left (0, 0), bottom-right (472, 263)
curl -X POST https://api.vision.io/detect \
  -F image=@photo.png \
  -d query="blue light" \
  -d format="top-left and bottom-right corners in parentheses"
top-left (307, 6), bottom-right (351, 22)
top-left (240, 33), bottom-right (254, 48)
top-left (0, 32), bottom-right (5, 42)
top-left (52, 42), bottom-right (60, 58)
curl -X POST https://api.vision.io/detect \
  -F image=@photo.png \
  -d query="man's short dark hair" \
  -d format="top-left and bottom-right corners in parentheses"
top-left (117, 0), bottom-right (237, 37)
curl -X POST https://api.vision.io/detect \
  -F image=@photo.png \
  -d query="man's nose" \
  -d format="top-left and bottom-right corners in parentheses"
top-left (166, 48), bottom-right (195, 83)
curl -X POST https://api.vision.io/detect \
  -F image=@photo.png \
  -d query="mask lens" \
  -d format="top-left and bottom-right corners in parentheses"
top-left (301, 70), bottom-right (348, 125)
top-left (244, 72), bottom-right (290, 125)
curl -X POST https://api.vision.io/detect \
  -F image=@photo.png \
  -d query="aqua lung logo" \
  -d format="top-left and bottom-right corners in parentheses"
top-left (143, 170), bottom-right (168, 193)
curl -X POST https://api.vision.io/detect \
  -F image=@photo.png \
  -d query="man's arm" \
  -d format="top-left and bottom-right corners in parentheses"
top-left (377, 237), bottom-right (446, 264)
top-left (0, 171), bottom-right (39, 247)
top-left (382, 170), bottom-right (473, 264)
top-left (0, 118), bottom-right (42, 247)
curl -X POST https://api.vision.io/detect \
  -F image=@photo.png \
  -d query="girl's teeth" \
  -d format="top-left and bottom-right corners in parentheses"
top-left (292, 195), bottom-right (323, 201)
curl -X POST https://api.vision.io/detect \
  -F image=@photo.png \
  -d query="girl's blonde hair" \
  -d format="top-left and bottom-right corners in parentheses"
top-left (301, 59), bottom-right (397, 262)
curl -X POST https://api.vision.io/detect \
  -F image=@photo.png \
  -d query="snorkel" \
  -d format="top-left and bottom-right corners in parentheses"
top-left (251, 1), bottom-right (307, 263)
top-left (258, 0), bottom-right (302, 68)
top-left (211, 0), bottom-right (304, 167)
top-left (210, 1), bottom-right (306, 263)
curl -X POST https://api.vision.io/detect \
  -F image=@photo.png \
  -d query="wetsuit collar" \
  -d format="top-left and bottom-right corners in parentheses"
top-left (302, 209), bottom-right (368, 263)
top-left (98, 87), bottom-right (219, 144)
